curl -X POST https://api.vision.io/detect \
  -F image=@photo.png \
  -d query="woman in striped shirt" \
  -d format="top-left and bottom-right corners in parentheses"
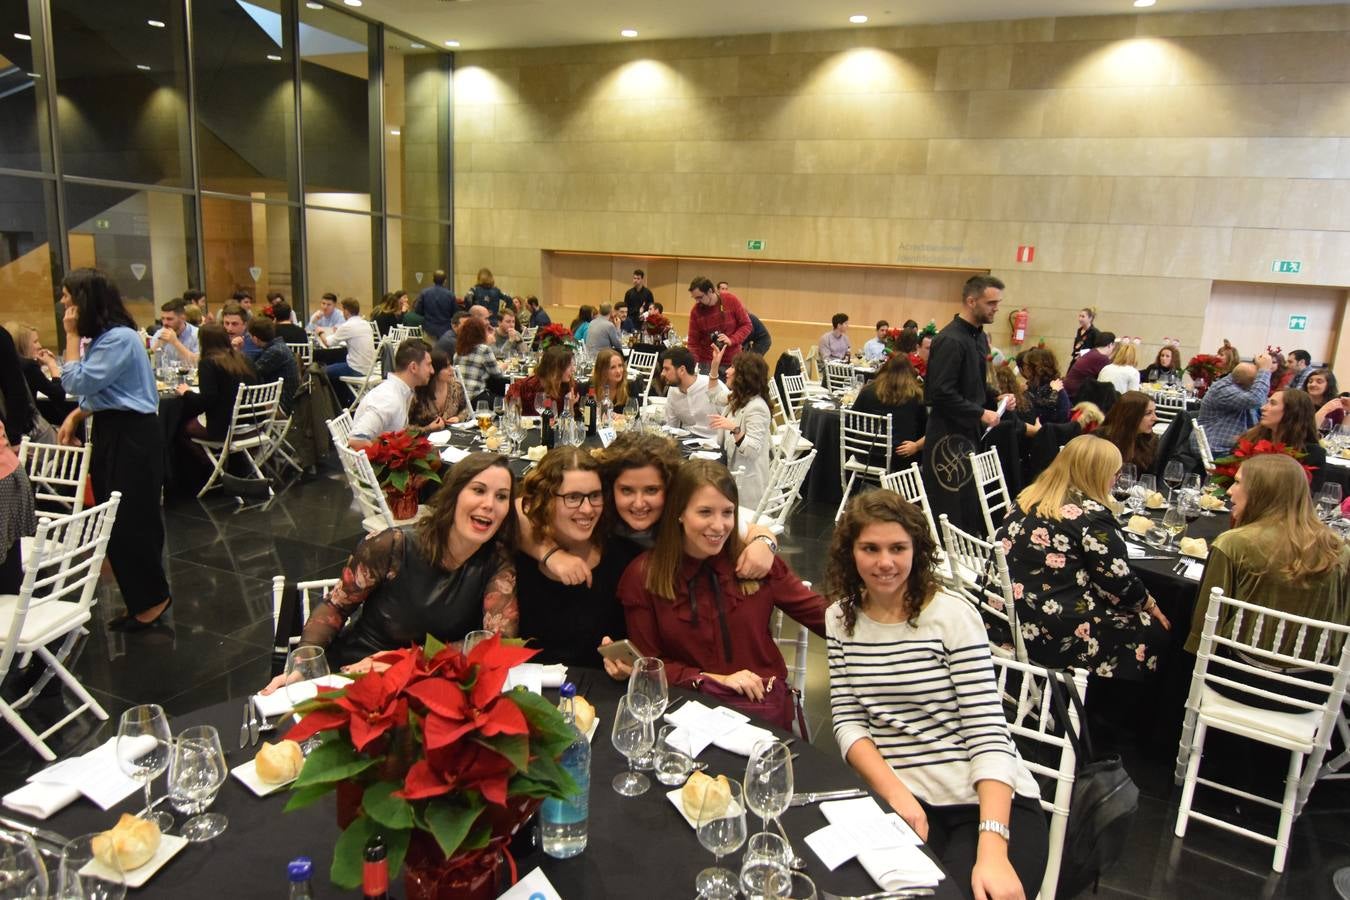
top-left (825, 491), bottom-right (1047, 900)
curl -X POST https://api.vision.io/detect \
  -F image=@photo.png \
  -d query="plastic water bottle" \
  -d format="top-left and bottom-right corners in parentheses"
top-left (540, 682), bottom-right (590, 858)
top-left (286, 856), bottom-right (314, 899)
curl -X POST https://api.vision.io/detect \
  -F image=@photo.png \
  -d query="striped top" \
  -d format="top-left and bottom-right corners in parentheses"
top-left (827, 591), bottom-right (1041, 807)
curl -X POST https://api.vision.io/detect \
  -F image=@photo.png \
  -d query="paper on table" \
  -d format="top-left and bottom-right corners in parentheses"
top-left (440, 446), bottom-right (470, 465)
top-left (1181, 559), bottom-right (1205, 581)
top-left (28, 736), bottom-right (155, 811)
top-left (502, 663), bottom-right (566, 694)
top-left (690, 450), bottom-right (721, 461)
top-left (2, 780), bottom-right (81, 819)
top-left (664, 702), bottom-right (748, 757)
top-left (815, 797), bottom-right (942, 889)
top-left (450, 421), bottom-right (480, 431)
top-left (252, 674), bottom-right (352, 719)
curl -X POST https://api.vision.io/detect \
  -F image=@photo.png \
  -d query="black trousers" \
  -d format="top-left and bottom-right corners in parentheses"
top-left (90, 410), bottom-right (171, 615)
top-left (919, 794), bottom-right (1048, 900)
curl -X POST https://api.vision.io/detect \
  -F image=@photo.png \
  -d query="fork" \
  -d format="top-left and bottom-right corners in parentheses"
top-left (821, 889), bottom-right (935, 900)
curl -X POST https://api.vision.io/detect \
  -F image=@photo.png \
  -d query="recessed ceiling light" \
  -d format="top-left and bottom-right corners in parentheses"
top-left (267, 54), bottom-right (282, 61)
top-left (620, 29), bottom-right (638, 37)
top-left (409, 42), bottom-right (425, 49)
top-left (849, 14), bottom-right (868, 23)
top-left (26, 73), bottom-right (39, 79)
top-left (136, 64), bottom-right (151, 70)
top-left (389, 128), bottom-right (400, 135)
top-left (343, 0), bottom-right (361, 6)
top-left (444, 40), bottom-right (459, 47)
top-left (305, 1), bottom-right (323, 7)
top-left (147, 19), bottom-right (165, 28)
top-left (1133, 0), bottom-right (1156, 6)
top-left (14, 33), bottom-right (31, 41)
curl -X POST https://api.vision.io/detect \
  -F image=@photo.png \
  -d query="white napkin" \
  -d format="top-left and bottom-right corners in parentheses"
top-left (2, 781), bottom-right (81, 819)
top-left (663, 702), bottom-right (774, 756)
top-left (253, 674), bottom-right (352, 718)
top-left (27, 736), bottom-right (155, 811)
top-left (426, 430), bottom-right (451, 446)
top-left (502, 663), bottom-right (566, 694)
top-left (440, 446), bottom-right (470, 465)
top-left (450, 421), bottom-right (479, 431)
top-left (690, 450), bottom-right (721, 461)
top-left (713, 722), bottom-right (776, 756)
top-left (812, 797), bottom-right (943, 889)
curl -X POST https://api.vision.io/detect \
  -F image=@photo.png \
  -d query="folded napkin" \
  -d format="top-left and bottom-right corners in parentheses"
top-left (1126, 515), bottom-right (1153, 535)
top-left (816, 797), bottom-right (943, 890)
top-left (3, 781), bottom-right (81, 819)
top-left (664, 701), bottom-right (753, 757)
top-left (450, 421), bottom-right (480, 431)
top-left (441, 446), bottom-right (470, 465)
top-left (426, 430), bottom-right (452, 446)
top-left (1179, 537), bottom-right (1208, 559)
top-left (27, 735), bottom-right (156, 811)
top-left (502, 663), bottom-right (566, 694)
top-left (253, 674), bottom-right (352, 718)
top-left (713, 722), bottom-right (776, 756)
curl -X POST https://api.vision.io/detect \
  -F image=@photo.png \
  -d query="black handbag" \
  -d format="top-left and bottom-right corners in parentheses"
top-left (1046, 670), bottom-right (1140, 897)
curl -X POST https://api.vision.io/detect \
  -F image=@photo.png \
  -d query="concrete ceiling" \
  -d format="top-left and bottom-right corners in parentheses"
top-left (344, 0), bottom-right (1346, 51)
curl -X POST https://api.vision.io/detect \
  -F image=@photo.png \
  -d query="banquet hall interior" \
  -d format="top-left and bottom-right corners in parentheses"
top-left (0, 0), bottom-right (1349, 897)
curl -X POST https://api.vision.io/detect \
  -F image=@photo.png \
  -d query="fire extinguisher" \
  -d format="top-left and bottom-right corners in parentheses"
top-left (1009, 308), bottom-right (1029, 345)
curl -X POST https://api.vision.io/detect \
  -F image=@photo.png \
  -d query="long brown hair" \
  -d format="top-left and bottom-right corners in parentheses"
top-left (1019, 347), bottom-right (1059, 387)
top-left (595, 431), bottom-right (682, 532)
top-left (455, 317), bottom-right (489, 357)
top-left (643, 460), bottom-right (756, 600)
top-left (994, 363), bottom-right (1029, 412)
top-left (1232, 453), bottom-right (1344, 583)
top-left (1151, 346), bottom-right (1179, 373)
top-left (727, 351), bottom-right (769, 414)
top-left (534, 345), bottom-right (575, 402)
top-left (824, 490), bottom-right (940, 635)
top-left (1240, 388), bottom-right (1319, 449)
top-left (415, 452), bottom-right (517, 567)
top-left (590, 348), bottom-right (629, 407)
top-left (520, 446), bottom-right (602, 547)
top-left (198, 323), bottom-right (255, 381)
top-left (1099, 390), bottom-right (1157, 471)
top-left (872, 353), bottom-right (923, 406)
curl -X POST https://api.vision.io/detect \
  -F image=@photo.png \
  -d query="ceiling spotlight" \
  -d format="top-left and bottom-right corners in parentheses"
top-left (147, 19), bottom-right (165, 28)
top-left (343, 0), bottom-right (361, 6)
top-left (305, 1), bottom-right (323, 7)
top-left (620, 29), bottom-right (638, 37)
top-left (1133, 0), bottom-right (1155, 5)
top-left (389, 128), bottom-right (400, 135)
top-left (14, 33), bottom-right (31, 41)
top-left (849, 14), bottom-right (868, 23)
top-left (409, 42), bottom-right (425, 49)
top-left (26, 72), bottom-right (39, 79)
top-left (444, 40), bottom-right (459, 47)
top-left (136, 64), bottom-right (151, 70)
top-left (266, 54), bottom-right (282, 61)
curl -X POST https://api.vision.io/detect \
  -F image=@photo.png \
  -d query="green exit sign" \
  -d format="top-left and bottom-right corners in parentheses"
top-left (1288, 315), bottom-right (1308, 331)
top-left (1272, 259), bottom-right (1302, 274)
top-left (746, 239), bottom-right (764, 252)
top-left (95, 218), bottom-right (111, 230)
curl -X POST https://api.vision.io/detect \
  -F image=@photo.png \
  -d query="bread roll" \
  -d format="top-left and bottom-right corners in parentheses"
top-left (681, 771), bottom-right (731, 820)
top-left (1198, 493), bottom-right (1225, 510)
top-left (255, 739), bottom-right (304, 784)
top-left (1126, 515), bottom-right (1153, 535)
top-left (570, 696), bottom-right (596, 735)
top-left (1179, 537), bottom-right (1208, 559)
top-left (92, 813), bottom-right (160, 871)
top-left (1145, 491), bottom-right (1166, 509)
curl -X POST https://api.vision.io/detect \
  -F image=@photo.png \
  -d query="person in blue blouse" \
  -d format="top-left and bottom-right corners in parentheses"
top-left (56, 269), bottom-right (173, 631)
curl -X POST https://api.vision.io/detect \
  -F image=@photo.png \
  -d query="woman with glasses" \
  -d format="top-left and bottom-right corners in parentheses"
top-left (515, 446), bottom-right (640, 670)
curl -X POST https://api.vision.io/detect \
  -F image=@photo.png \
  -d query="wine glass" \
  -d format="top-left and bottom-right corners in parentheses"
top-left (627, 658), bottom-right (667, 771)
top-left (462, 629), bottom-right (493, 654)
top-left (1162, 503), bottom-right (1187, 549)
top-left (58, 834), bottom-right (124, 900)
top-left (739, 831), bottom-right (790, 900)
top-left (1114, 464), bottom-right (1137, 511)
top-left (115, 705), bottom-right (174, 833)
top-left (0, 829), bottom-right (47, 900)
top-left (1163, 460), bottom-right (1185, 499)
top-left (168, 725), bottom-right (228, 842)
top-left (654, 725), bottom-right (694, 787)
top-left (695, 777), bottom-right (746, 900)
top-left (475, 400), bottom-right (493, 436)
top-left (744, 739), bottom-right (794, 835)
top-left (1317, 483), bottom-right (1343, 522)
top-left (610, 695), bottom-right (653, 796)
top-left (533, 391), bottom-right (548, 418)
top-left (284, 646), bottom-right (330, 755)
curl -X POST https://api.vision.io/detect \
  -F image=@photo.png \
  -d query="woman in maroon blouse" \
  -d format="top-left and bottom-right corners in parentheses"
top-left (617, 459), bottom-right (826, 726)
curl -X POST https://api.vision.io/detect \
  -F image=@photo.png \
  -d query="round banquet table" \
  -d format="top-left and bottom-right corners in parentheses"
top-left (798, 401), bottom-right (843, 507)
top-left (34, 673), bottom-right (958, 898)
top-left (1322, 454), bottom-right (1350, 494)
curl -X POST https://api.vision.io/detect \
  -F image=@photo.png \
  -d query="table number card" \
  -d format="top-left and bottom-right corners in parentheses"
top-left (498, 866), bottom-right (562, 900)
top-left (598, 426), bottom-right (616, 447)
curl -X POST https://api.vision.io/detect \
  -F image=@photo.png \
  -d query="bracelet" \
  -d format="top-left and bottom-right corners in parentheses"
top-left (977, 819), bottom-right (1010, 841)
top-left (751, 534), bottom-right (779, 554)
top-left (540, 546), bottom-right (561, 567)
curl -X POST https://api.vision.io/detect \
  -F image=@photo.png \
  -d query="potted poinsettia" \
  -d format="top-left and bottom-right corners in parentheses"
top-left (284, 635), bottom-right (579, 899)
top-left (1209, 437), bottom-right (1311, 498)
top-left (534, 323), bottom-right (573, 353)
top-left (1186, 353), bottom-right (1224, 398)
top-left (644, 311), bottom-right (672, 341)
top-left (364, 430), bottom-right (442, 519)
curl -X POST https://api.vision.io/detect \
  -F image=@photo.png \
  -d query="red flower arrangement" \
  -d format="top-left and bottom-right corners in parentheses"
top-left (1209, 438), bottom-right (1311, 496)
top-left (284, 635), bottom-right (578, 890)
top-left (644, 311), bottom-right (672, 340)
top-left (1186, 353), bottom-right (1225, 397)
top-left (534, 323), bottom-right (573, 352)
top-left (365, 430), bottom-right (442, 494)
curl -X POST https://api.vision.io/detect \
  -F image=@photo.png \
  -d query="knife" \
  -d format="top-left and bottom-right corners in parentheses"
top-left (789, 788), bottom-right (868, 807)
top-left (247, 697), bottom-right (262, 747)
top-left (238, 698), bottom-right (253, 750)
top-left (0, 816), bottom-right (69, 859)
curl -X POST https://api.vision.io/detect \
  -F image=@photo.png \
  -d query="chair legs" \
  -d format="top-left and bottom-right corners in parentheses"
top-left (835, 472), bottom-right (859, 522)
top-left (0, 631), bottom-right (109, 763)
top-left (1173, 720), bottom-right (1206, 838)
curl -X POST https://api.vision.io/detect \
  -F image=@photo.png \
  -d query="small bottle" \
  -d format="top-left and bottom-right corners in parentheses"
top-left (584, 391), bottom-right (597, 436)
top-left (362, 834), bottom-right (389, 900)
top-left (600, 385), bottom-right (613, 428)
top-left (286, 856), bottom-right (314, 899)
top-left (540, 682), bottom-right (591, 858)
top-left (541, 405), bottom-right (555, 449)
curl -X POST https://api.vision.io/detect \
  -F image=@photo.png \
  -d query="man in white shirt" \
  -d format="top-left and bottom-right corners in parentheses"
top-left (322, 297), bottom-right (378, 406)
top-left (349, 338), bottom-right (435, 449)
top-left (152, 297), bottom-right (199, 367)
top-left (861, 319), bottom-right (889, 363)
top-left (661, 345), bottom-right (727, 440)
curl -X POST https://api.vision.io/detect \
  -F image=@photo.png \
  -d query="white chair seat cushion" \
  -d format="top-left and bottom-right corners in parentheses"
top-left (842, 457), bottom-right (885, 476)
top-left (0, 594), bottom-right (91, 651)
top-left (1197, 683), bottom-right (1320, 746)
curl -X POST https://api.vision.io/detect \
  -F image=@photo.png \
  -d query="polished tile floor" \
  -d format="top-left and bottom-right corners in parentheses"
top-left (1, 468), bottom-right (1348, 899)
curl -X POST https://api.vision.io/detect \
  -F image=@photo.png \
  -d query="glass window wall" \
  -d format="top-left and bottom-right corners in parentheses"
top-left (0, 4), bottom-right (53, 173)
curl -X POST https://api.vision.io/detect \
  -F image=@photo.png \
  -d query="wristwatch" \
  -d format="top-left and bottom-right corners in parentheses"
top-left (751, 534), bottom-right (779, 554)
top-left (977, 819), bottom-right (1010, 841)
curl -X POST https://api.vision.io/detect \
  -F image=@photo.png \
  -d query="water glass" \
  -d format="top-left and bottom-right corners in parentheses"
top-left (610, 695), bottom-right (653, 796)
top-left (284, 646), bottom-right (330, 754)
top-left (0, 829), bottom-right (47, 900)
top-left (1317, 483), bottom-right (1343, 522)
top-left (743, 739), bottom-right (794, 833)
top-left (739, 832), bottom-right (790, 900)
top-left (168, 725), bottom-right (228, 841)
top-left (58, 834), bottom-right (124, 900)
top-left (695, 778), bottom-right (746, 900)
top-left (628, 658), bottom-right (667, 770)
top-left (654, 725), bottom-right (694, 786)
top-left (115, 705), bottom-right (174, 833)
top-left (767, 871), bottom-right (818, 899)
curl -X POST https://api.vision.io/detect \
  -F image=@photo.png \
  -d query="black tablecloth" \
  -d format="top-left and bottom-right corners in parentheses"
top-left (1321, 458), bottom-right (1350, 493)
top-left (799, 402), bottom-right (842, 507)
top-left (35, 674), bottom-right (956, 898)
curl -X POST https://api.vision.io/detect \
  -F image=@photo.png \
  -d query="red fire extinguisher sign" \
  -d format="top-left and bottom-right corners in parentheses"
top-left (1016, 245), bottom-right (1035, 263)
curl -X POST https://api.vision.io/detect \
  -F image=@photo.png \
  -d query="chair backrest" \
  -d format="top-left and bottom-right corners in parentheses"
top-left (1153, 393), bottom-right (1188, 423)
top-left (1193, 422), bottom-right (1214, 471)
top-left (990, 657), bottom-right (1088, 900)
top-left (940, 514), bottom-right (1027, 662)
top-left (368, 319), bottom-right (382, 343)
top-left (18, 438), bottom-right (91, 515)
top-left (336, 442), bottom-right (395, 529)
top-left (779, 374), bottom-right (806, 423)
top-left (969, 447), bottom-right (1013, 538)
top-left (750, 450), bottom-right (817, 528)
top-left (787, 348), bottom-right (813, 382)
top-left (1188, 587), bottom-right (1350, 727)
top-left (766, 378), bottom-right (788, 428)
top-left (771, 607), bottom-right (810, 700)
top-left (519, 326), bottom-right (537, 345)
top-left (802, 345), bottom-right (821, 381)
top-left (880, 462), bottom-right (940, 547)
top-left (223, 380), bottom-right (285, 446)
top-left (627, 349), bottom-right (659, 397)
top-left (0, 493), bottom-right (121, 675)
top-left (287, 341), bottom-right (313, 367)
top-left (388, 324), bottom-right (421, 343)
top-left (270, 574), bottom-right (340, 661)
top-left (775, 422), bottom-right (802, 461)
top-left (839, 408), bottom-right (893, 474)
top-left (327, 411), bottom-right (354, 447)
top-left (824, 359), bottom-right (854, 394)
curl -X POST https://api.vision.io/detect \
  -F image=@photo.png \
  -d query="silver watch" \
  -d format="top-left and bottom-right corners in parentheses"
top-left (978, 819), bottom-right (1010, 841)
top-left (751, 533), bottom-right (779, 554)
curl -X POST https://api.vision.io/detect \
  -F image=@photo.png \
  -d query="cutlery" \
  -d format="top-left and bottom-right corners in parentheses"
top-left (238, 698), bottom-right (253, 750)
top-left (0, 815), bottom-right (69, 857)
top-left (788, 788), bottom-right (868, 807)
top-left (247, 697), bottom-right (262, 747)
top-left (821, 889), bottom-right (935, 900)
top-left (773, 816), bottom-right (807, 870)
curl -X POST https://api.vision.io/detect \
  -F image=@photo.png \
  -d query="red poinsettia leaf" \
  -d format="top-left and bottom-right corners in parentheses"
top-left (476, 697), bottom-right (530, 737)
top-left (406, 679), bottom-right (470, 719)
top-left (286, 707), bottom-right (351, 743)
top-left (397, 759), bottom-right (455, 800)
top-left (469, 635), bottom-right (538, 672)
top-left (423, 712), bottom-right (479, 750)
top-left (349, 698), bottom-right (407, 751)
top-left (338, 670), bottom-right (393, 713)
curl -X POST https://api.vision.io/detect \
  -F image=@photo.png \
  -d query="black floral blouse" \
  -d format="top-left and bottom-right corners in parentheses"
top-left (996, 492), bottom-right (1167, 680)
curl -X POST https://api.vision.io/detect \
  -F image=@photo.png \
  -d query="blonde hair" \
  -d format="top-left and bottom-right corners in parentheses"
top-left (4, 322), bottom-right (38, 359)
top-left (1017, 435), bottom-right (1120, 519)
top-left (1110, 343), bottom-right (1137, 367)
top-left (1233, 453), bottom-right (1344, 583)
top-left (1071, 402), bottom-right (1105, 429)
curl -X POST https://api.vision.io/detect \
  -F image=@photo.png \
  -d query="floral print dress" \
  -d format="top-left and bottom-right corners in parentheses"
top-left (995, 492), bottom-right (1167, 680)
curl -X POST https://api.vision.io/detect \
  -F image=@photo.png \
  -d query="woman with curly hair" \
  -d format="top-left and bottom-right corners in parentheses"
top-left (1017, 347), bottom-right (1069, 425)
top-left (1141, 345), bottom-right (1181, 385)
top-left (825, 490), bottom-right (1047, 900)
top-left (708, 351), bottom-right (773, 508)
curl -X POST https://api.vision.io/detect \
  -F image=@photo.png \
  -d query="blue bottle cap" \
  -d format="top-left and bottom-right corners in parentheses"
top-left (559, 681), bottom-right (577, 699)
top-left (287, 856), bottom-right (313, 882)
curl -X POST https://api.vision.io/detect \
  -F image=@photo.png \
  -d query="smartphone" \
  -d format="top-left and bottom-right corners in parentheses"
top-left (596, 639), bottom-right (642, 667)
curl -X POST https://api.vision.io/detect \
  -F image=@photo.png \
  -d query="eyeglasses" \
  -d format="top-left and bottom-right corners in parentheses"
top-left (554, 490), bottom-right (605, 508)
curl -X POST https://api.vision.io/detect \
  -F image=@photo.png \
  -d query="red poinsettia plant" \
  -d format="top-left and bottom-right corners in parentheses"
top-left (535, 323), bottom-right (573, 352)
top-left (284, 635), bottom-right (578, 889)
top-left (365, 429), bottom-right (442, 493)
top-left (1209, 437), bottom-right (1311, 497)
top-left (644, 311), bottom-right (672, 339)
top-left (1186, 353), bottom-right (1225, 397)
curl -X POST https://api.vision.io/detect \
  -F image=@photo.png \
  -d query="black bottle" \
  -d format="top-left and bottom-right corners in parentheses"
top-left (541, 406), bottom-right (556, 449)
top-left (584, 391), bottom-right (598, 436)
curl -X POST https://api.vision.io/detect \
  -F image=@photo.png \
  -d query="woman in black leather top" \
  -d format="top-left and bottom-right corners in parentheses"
top-left (261, 453), bottom-right (519, 682)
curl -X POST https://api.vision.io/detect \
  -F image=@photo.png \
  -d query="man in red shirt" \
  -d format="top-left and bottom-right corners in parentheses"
top-left (686, 276), bottom-right (751, 373)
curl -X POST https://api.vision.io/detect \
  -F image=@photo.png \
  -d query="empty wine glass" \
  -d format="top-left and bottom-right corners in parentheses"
top-left (115, 704), bottom-right (174, 833)
top-left (627, 657), bottom-right (667, 771)
top-left (533, 391), bottom-right (548, 418)
top-left (0, 829), bottom-right (47, 900)
top-left (168, 725), bottom-right (228, 842)
top-left (743, 739), bottom-right (793, 835)
top-left (285, 646), bottom-right (330, 754)
top-left (59, 833), bottom-right (124, 900)
top-left (1317, 483), bottom-right (1343, 522)
top-left (695, 777), bottom-right (746, 900)
top-left (739, 831), bottom-right (790, 900)
top-left (461, 630), bottom-right (493, 655)
top-left (610, 695), bottom-right (653, 796)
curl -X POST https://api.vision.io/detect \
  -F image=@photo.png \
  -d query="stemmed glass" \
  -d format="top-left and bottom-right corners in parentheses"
top-left (739, 832), bottom-right (791, 900)
top-left (59, 834), bottom-right (125, 900)
top-left (284, 646), bottom-right (330, 755)
top-left (0, 829), bottom-right (47, 900)
top-left (115, 705), bottom-right (174, 833)
top-left (461, 630), bottom-right (493, 654)
top-left (744, 739), bottom-right (794, 835)
top-left (1114, 464), bottom-right (1137, 514)
top-left (1163, 460), bottom-right (1185, 501)
top-left (695, 778), bottom-right (747, 900)
top-left (610, 695), bottom-right (653, 796)
top-left (168, 725), bottom-right (228, 842)
top-left (1132, 474), bottom-right (1157, 514)
top-left (654, 725), bottom-right (694, 786)
top-left (533, 392), bottom-right (548, 419)
top-left (627, 658), bottom-right (667, 772)
top-left (1316, 483), bottom-right (1343, 522)
top-left (1162, 503), bottom-right (1187, 549)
